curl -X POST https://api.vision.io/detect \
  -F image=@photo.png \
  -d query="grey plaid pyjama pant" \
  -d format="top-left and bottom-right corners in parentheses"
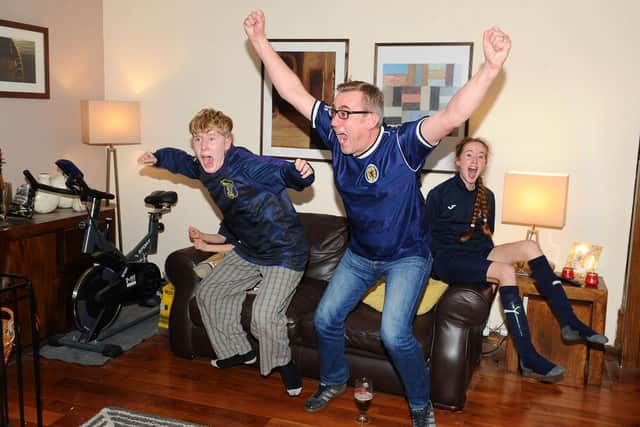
top-left (195, 250), bottom-right (303, 375)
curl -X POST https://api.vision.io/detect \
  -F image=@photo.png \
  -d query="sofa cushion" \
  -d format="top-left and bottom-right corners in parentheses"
top-left (363, 278), bottom-right (449, 315)
top-left (282, 276), bottom-right (435, 359)
top-left (193, 252), bottom-right (226, 278)
top-left (299, 213), bottom-right (349, 282)
top-left (343, 302), bottom-right (434, 358)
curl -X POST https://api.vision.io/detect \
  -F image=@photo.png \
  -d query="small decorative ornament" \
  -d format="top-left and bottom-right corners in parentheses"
top-left (365, 164), bottom-right (379, 183)
top-left (565, 242), bottom-right (602, 278)
top-left (33, 173), bottom-right (59, 214)
top-left (7, 183), bottom-right (34, 218)
top-left (51, 173), bottom-right (74, 208)
top-left (561, 266), bottom-right (575, 280)
top-left (2, 307), bottom-right (15, 364)
top-left (585, 271), bottom-right (599, 288)
top-left (72, 197), bottom-right (85, 212)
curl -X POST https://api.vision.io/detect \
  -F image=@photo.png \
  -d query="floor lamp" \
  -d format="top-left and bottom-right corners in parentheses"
top-left (502, 171), bottom-right (569, 274)
top-left (80, 100), bottom-right (141, 252)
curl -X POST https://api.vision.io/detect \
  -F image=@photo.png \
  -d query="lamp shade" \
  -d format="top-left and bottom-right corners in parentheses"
top-left (81, 100), bottom-right (140, 145)
top-left (502, 172), bottom-right (569, 228)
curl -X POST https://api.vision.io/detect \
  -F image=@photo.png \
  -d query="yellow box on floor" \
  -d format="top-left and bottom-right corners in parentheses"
top-left (158, 282), bottom-right (175, 330)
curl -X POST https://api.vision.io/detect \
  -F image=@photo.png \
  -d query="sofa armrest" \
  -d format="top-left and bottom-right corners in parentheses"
top-left (430, 283), bottom-right (496, 410)
top-left (164, 246), bottom-right (211, 358)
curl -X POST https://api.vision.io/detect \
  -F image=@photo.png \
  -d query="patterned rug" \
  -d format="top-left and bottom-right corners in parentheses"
top-left (80, 407), bottom-right (207, 427)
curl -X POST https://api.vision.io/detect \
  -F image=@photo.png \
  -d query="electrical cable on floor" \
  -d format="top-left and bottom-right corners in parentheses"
top-left (481, 322), bottom-right (507, 357)
top-left (482, 334), bottom-right (508, 356)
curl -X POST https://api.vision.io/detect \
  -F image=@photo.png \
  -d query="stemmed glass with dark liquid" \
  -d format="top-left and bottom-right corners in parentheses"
top-left (354, 377), bottom-right (373, 424)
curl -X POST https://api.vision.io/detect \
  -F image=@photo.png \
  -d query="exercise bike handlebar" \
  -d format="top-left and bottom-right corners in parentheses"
top-left (23, 160), bottom-right (115, 202)
top-left (23, 169), bottom-right (75, 196)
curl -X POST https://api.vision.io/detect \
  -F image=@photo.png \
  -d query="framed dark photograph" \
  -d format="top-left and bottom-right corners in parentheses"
top-left (0, 19), bottom-right (50, 99)
top-left (374, 42), bottom-right (473, 172)
top-left (261, 39), bottom-right (349, 161)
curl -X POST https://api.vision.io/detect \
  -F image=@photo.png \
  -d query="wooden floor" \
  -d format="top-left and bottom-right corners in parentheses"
top-left (4, 334), bottom-right (640, 426)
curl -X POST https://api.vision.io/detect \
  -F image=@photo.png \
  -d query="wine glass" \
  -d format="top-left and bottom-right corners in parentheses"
top-left (353, 377), bottom-right (373, 424)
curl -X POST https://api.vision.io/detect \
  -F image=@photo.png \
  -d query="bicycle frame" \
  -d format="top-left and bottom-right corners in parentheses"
top-left (23, 162), bottom-right (169, 265)
top-left (23, 160), bottom-right (176, 354)
top-left (83, 195), bottom-right (166, 264)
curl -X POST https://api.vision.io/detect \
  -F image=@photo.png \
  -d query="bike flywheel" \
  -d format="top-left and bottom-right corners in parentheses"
top-left (72, 264), bottom-right (122, 338)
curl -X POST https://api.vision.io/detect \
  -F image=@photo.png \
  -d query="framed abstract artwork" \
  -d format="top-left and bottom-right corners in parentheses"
top-left (261, 39), bottom-right (349, 161)
top-left (374, 42), bottom-right (473, 172)
top-left (0, 19), bottom-right (50, 98)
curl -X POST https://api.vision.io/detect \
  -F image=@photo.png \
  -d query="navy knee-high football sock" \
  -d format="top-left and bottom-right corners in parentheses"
top-left (528, 255), bottom-right (605, 342)
top-left (500, 285), bottom-right (556, 375)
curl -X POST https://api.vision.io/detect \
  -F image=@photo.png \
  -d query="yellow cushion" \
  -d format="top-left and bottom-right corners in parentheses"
top-left (193, 252), bottom-right (226, 279)
top-left (362, 278), bottom-right (449, 315)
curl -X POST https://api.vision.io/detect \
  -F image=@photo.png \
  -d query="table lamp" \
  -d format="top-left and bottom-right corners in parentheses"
top-left (502, 171), bottom-right (569, 241)
top-left (80, 100), bottom-right (140, 251)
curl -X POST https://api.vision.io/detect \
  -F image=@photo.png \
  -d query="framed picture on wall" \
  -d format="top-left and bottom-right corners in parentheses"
top-left (374, 42), bottom-right (473, 172)
top-left (261, 39), bottom-right (349, 161)
top-left (0, 19), bottom-right (50, 99)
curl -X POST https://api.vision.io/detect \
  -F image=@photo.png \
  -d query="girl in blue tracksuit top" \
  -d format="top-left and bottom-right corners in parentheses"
top-left (425, 137), bottom-right (607, 384)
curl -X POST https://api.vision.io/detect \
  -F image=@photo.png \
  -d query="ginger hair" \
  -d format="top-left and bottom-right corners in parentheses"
top-left (189, 108), bottom-right (233, 138)
top-left (456, 137), bottom-right (492, 243)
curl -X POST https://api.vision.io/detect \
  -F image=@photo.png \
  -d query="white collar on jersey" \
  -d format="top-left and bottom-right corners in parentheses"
top-left (355, 127), bottom-right (383, 159)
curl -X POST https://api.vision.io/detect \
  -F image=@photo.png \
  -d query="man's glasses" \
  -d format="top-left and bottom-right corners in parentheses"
top-left (327, 106), bottom-right (372, 120)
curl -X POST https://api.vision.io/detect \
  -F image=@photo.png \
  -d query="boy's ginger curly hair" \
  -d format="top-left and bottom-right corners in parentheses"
top-left (189, 108), bottom-right (233, 137)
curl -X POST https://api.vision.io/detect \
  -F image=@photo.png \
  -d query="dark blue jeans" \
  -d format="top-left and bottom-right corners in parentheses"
top-left (313, 248), bottom-right (432, 410)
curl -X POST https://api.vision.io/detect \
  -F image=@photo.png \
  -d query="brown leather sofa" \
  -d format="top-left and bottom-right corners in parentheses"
top-left (165, 212), bottom-right (496, 411)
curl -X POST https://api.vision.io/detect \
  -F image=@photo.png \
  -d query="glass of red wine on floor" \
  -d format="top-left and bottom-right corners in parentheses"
top-left (354, 377), bottom-right (373, 424)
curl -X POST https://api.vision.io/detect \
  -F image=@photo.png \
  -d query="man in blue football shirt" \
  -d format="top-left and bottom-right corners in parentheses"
top-left (244, 9), bottom-right (510, 426)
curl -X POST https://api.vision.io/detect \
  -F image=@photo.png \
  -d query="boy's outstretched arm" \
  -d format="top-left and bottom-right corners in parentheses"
top-left (138, 148), bottom-right (199, 179)
top-left (138, 152), bottom-right (157, 165)
top-left (421, 26), bottom-right (512, 144)
top-left (244, 9), bottom-right (316, 120)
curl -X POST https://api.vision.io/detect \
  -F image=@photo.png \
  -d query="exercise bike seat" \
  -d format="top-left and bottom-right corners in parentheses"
top-left (144, 191), bottom-right (178, 208)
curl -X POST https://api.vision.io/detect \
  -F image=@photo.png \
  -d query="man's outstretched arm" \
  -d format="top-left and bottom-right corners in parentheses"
top-left (244, 9), bottom-right (316, 120)
top-left (421, 26), bottom-right (512, 144)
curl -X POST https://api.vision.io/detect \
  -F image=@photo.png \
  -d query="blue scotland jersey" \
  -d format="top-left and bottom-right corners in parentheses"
top-left (425, 174), bottom-right (495, 257)
top-left (153, 146), bottom-right (312, 271)
top-left (311, 101), bottom-right (436, 261)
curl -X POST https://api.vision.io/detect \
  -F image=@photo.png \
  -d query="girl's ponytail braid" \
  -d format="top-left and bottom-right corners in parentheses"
top-left (477, 177), bottom-right (492, 238)
top-left (459, 177), bottom-right (492, 242)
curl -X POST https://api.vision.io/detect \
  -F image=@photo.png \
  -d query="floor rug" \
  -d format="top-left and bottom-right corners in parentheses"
top-left (80, 407), bottom-right (207, 427)
top-left (40, 304), bottom-right (159, 366)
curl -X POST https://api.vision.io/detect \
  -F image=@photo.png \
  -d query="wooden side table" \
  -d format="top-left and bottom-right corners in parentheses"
top-left (504, 275), bottom-right (607, 386)
top-left (0, 207), bottom-right (115, 343)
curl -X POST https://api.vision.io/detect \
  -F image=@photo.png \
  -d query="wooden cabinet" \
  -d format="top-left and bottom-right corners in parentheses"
top-left (504, 275), bottom-right (607, 386)
top-left (0, 207), bottom-right (115, 344)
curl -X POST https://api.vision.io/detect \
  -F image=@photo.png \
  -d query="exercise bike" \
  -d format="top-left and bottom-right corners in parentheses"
top-left (23, 159), bottom-right (177, 357)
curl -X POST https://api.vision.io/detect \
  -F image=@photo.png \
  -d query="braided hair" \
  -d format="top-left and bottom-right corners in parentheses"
top-left (456, 137), bottom-right (493, 243)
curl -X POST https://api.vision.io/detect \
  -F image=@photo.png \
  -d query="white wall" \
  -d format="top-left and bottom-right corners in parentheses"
top-left (102, 0), bottom-right (640, 340)
top-left (0, 0), bottom-right (106, 191)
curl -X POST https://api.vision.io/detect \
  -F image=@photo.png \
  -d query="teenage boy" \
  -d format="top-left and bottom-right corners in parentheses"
top-left (138, 107), bottom-right (314, 396)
